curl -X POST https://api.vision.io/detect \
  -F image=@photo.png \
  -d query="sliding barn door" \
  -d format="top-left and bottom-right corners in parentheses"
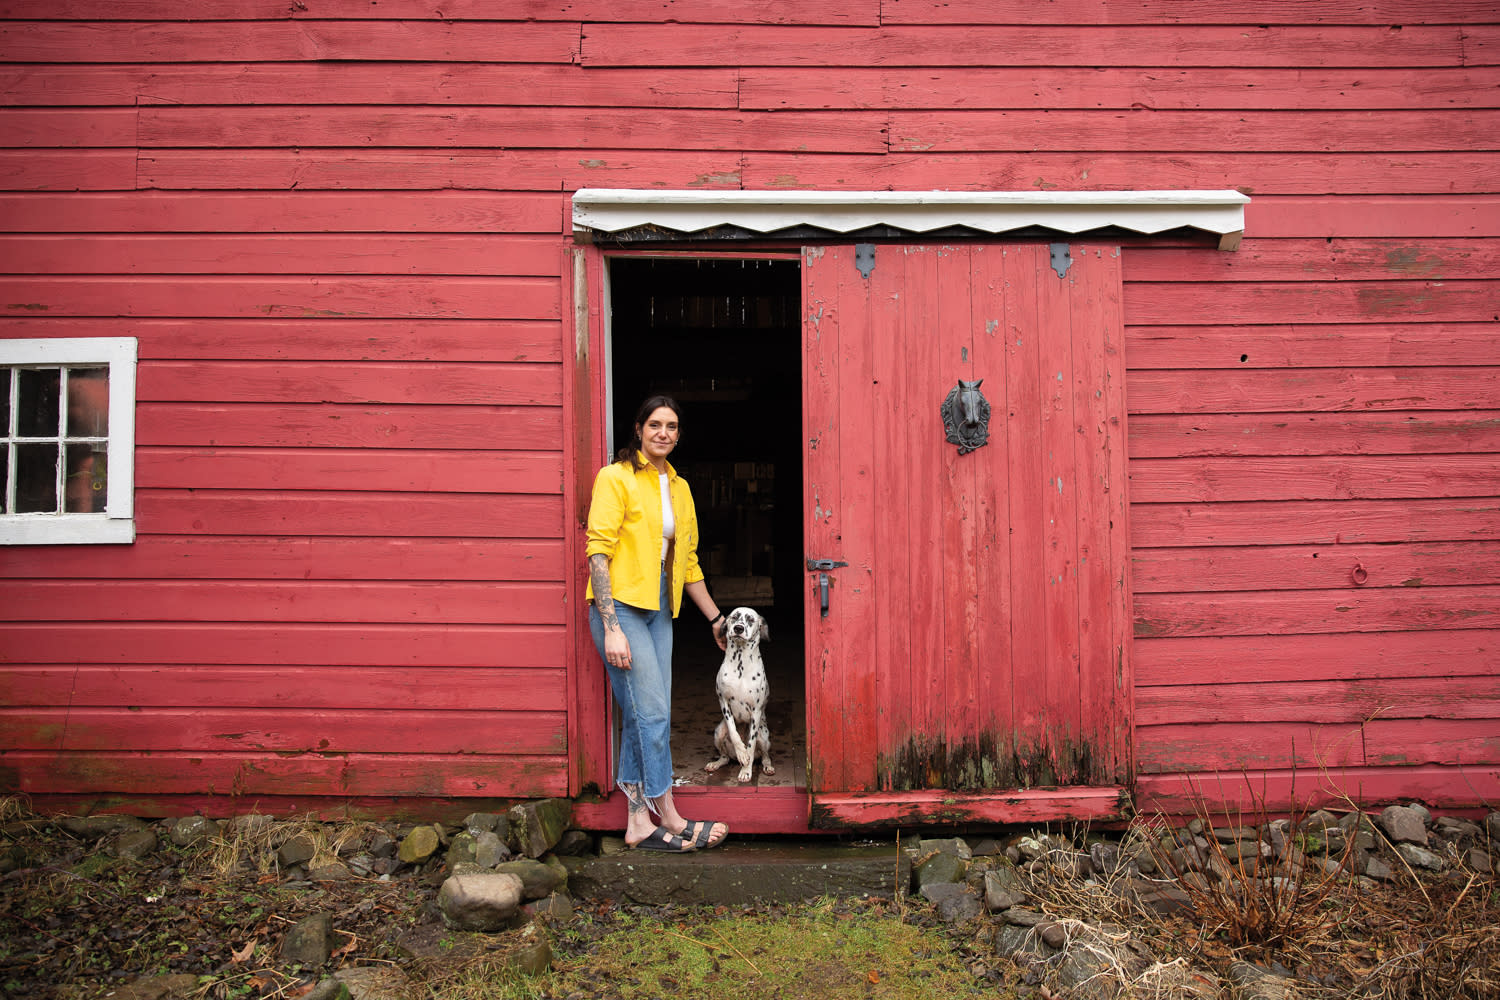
top-left (802, 243), bottom-right (1132, 827)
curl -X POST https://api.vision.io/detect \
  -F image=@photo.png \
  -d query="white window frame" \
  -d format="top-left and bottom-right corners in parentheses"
top-left (1, 337), bottom-right (137, 545)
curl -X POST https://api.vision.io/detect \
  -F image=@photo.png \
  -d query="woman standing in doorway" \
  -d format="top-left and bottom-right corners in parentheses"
top-left (587, 394), bottom-right (730, 851)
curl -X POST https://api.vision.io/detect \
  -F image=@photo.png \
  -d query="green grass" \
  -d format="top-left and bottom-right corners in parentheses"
top-left (424, 897), bottom-right (998, 1000)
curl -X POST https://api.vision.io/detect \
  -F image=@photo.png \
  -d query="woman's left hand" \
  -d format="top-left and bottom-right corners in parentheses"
top-left (712, 618), bottom-right (728, 652)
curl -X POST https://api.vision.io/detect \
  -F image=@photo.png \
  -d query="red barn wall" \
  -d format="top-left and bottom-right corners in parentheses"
top-left (0, 1), bottom-right (1495, 819)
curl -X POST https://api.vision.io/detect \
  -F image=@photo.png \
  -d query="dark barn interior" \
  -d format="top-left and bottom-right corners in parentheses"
top-left (607, 256), bottom-right (807, 790)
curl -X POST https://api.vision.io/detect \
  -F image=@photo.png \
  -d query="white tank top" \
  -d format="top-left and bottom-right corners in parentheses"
top-left (659, 473), bottom-right (675, 561)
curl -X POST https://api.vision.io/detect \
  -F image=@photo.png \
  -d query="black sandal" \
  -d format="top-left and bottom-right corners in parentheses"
top-left (630, 825), bottom-right (696, 852)
top-left (680, 819), bottom-right (728, 850)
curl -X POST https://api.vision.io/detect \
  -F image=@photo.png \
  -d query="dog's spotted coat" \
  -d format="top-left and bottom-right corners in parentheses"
top-left (704, 606), bottom-right (774, 783)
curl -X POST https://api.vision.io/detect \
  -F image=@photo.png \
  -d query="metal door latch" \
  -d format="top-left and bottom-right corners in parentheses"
top-left (806, 557), bottom-right (848, 617)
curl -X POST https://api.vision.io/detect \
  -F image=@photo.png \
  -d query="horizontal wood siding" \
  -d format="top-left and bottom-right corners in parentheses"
top-left (1, 2), bottom-right (1495, 818)
top-left (0, 13), bottom-right (575, 810)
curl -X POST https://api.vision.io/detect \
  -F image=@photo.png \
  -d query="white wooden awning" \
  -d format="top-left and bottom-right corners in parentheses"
top-left (572, 189), bottom-right (1249, 251)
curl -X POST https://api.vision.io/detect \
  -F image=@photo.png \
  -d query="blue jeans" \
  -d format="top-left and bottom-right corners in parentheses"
top-left (589, 572), bottom-right (675, 800)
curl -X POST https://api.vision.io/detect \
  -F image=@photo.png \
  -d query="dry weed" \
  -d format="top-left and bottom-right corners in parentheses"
top-left (199, 813), bottom-right (385, 879)
top-left (1019, 789), bottom-right (1497, 1000)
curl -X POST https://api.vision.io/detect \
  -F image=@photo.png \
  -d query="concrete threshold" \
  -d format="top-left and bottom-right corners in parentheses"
top-left (560, 840), bottom-right (912, 906)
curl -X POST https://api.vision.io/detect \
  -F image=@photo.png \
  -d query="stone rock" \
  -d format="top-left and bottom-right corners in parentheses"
top-left (1405, 802), bottom-right (1432, 825)
top-left (1485, 812), bottom-right (1500, 843)
top-left (993, 923), bottom-right (1048, 959)
top-left (919, 836), bottom-right (973, 860)
top-left (968, 837), bottom-right (1003, 857)
top-left (59, 814), bottom-right (148, 839)
top-left (1088, 840), bottom-right (1121, 874)
top-left (370, 856), bottom-right (401, 876)
top-left (1051, 851), bottom-right (1090, 879)
top-left (473, 830), bottom-right (508, 868)
top-left (368, 830), bottom-right (397, 859)
top-left (277, 833), bottom-right (317, 868)
top-left (521, 892), bottom-right (575, 922)
top-left (1170, 844), bottom-right (1204, 873)
top-left (333, 966), bottom-right (412, 1000)
top-left (1380, 805), bottom-right (1428, 846)
top-left (437, 871), bottom-right (524, 932)
top-left (1181, 870), bottom-right (1212, 893)
top-left (1214, 825), bottom-right (1258, 843)
top-left (282, 912), bottom-right (337, 967)
top-left (1051, 942), bottom-right (1127, 999)
top-left (304, 980), bottom-right (351, 1000)
top-left (112, 828), bottom-right (159, 861)
top-left (500, 932), bottom-right (554, 976)
top-left (168, 815), bottom-right (219, 848)
top-left (914, 850), bottom-right (966, 889)
top-left (397, 825), bottom-right (441, 864)
top-left (552, 829), bottom-right (594, 856)
top-left (1228, 960), bottom-right (1299, 1000)
top-left (1467, 848), bottom-right (1492, 873)
top-left (984, 870), bottom-right (1021, 912)
top-left (310, 862), bottom-right (352, 881)
top-left (1436, 816), bottom-right (1483, 842)
top-left (1135, 885), bottom-right (1194, 917)
top-left (543, 853), bottom-right (570, 888)
top-left (1038, 921), bottom-right (1067, 950)
top-left (464, 812), bottom-right (504, 835)
top-left (1016, 835), bottom-right (1048, 861)
top-left (1004, 906), bottom-right (1045, 927)
top-left (1395, 843), bottom-right (1444, 870)
top-left (922, 882), bottom-right (984, 923)
top-left (1363, 855), bottom-right (1394, 881)
top-left (495, 858), bottom-right (564, 900)
top-left (227, 814), bottom-right (275, 838)
top-left (1223, 840), bottom-right (1267, 865)
top-left (1124, 841), bottom-right (1157, 875)
top-left (508, 799), bottom-right (572, 859)
top-left (1299, 810), bottom-right (1340, 835)
top-left (446, 831), bottom-right (480, 868)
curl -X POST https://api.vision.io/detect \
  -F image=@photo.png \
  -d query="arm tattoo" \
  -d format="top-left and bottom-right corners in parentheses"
top-left (588, 553), bottom-right (619, 631)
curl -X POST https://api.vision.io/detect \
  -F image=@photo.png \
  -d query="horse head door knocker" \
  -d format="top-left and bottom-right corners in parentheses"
top-left (941, 378), bottom-right (991, 455)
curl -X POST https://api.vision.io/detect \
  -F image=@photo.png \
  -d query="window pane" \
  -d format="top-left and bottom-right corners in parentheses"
top-left (18, 369), bottom-right (60, 437)
top-left (66, 443), bottom-right (106, 513)
top-left (67, 368), bottom-right (110, 437)
top-left (15, 442), bottom-right (59, 513)
top-left (1, 371), bottom-right (11, 437)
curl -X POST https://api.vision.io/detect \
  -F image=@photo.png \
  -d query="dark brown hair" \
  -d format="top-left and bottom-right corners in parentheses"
top-left (616, 394), bottom-right (683, 470)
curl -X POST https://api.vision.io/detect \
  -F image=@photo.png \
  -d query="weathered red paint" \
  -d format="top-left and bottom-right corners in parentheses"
top-left (801, 244), bottom-right (1132, 823)
top-left (0, 5), bottom-right (1495, 824)
top-left (810, 786), bottom-right (1131, 831)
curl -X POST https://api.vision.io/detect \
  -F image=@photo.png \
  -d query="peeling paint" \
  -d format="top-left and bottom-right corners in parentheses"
top-left (689, 170), bottom-right (742, 187)
top-left (1380, 246), bottom-right (1444, 277)
top-left (6, 303), bottom-right (49, 311)
top-left (876, 730), bottom-right (1100, 794)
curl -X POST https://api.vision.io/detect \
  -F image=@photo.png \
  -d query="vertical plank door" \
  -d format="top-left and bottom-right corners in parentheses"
top-left (802, 243), bottom-right (1133, 828)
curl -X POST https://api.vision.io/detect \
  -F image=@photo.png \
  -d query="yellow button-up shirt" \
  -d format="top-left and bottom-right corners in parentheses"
top-left (585, 454), bottom-right (704, 617)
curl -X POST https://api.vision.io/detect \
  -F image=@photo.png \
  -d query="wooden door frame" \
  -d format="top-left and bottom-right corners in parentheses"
top-left (565, 244), bottom-right (817, 832)
top-left (567, 240), bottom-right (1131, 831)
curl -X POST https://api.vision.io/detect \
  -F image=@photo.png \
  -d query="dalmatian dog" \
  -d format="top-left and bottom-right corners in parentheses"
top-left (704, 607), bottom-right (774, 783)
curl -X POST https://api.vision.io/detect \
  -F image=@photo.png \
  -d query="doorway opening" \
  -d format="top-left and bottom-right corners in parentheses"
top-left (606, 255), bottom-right (807, 792)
